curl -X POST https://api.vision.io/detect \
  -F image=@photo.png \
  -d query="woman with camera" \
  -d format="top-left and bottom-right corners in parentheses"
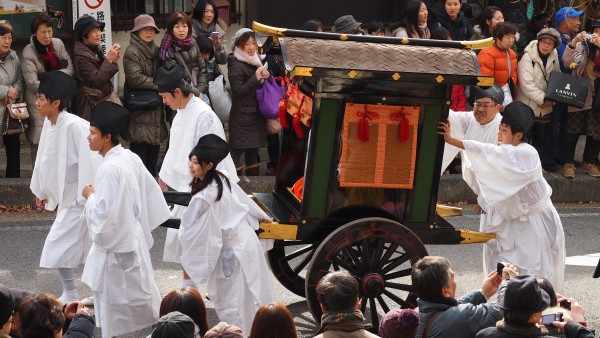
top-left (561, 22), bottom-right (600, 178)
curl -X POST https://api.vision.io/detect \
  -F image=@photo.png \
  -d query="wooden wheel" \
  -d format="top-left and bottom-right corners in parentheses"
top-left (267, 240), bottom-right (317, 297)
top-left (304, 217), bottom-right (427, 330)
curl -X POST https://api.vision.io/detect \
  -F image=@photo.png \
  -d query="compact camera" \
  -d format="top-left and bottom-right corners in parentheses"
top-left (584, 33), bottom-right (593, 42)
top-left (541, 313), bottom-right (563, 326)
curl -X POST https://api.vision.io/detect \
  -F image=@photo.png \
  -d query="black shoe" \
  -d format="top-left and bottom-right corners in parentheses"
top-left (542, 164), bottom-right (557, 172)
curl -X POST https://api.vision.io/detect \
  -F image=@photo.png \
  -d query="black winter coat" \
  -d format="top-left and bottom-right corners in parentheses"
top-left (436, 11), bottom-right (474, 41)
top-left (64, 314), bottom-right (95, 338)
top-left (226, 54), bottom-right (267, 149)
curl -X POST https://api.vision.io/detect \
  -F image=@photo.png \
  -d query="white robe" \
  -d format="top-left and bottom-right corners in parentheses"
top-left (441, 110), bottom-right (502, 194)
top-left (463, 140), bottom-right (566, 293)
top-left (179, 173), bottom-right (275, 334)
top-left (159, 96), bottom-right (238, 263)
top-left (82, 145), bottom-right (171, 338)
top-left (30, 111), bottom-right (101, 268)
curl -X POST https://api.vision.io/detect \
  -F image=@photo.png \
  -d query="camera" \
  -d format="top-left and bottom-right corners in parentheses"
top-left (584, 33), bottom-right (593, 42)
top-left (559, 299), bottom-right (572, 310)
top-left (496, 262), bottom-right (505, 275)
top-left (541, 313), bottom-right (563, 326)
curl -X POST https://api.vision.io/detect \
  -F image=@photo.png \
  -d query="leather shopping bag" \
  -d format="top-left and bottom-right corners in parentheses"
top-left (544, 71), bottom-right (589, 108)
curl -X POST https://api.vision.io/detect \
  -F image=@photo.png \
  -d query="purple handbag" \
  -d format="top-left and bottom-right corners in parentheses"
top-left (256, 76), bottom-right (285, 119)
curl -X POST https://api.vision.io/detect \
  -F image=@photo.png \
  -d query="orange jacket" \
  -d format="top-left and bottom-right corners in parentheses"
top-left (478, 44), bottom-right (518, 89)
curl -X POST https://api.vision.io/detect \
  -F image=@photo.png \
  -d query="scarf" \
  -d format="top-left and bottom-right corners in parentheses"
top-left (496, 319), bottom-right (549, 336)
top-left (86, 44), bottom-right (105, 62)
top-left (193, 19), bottom-right (216, 38)
top-left (317, 309), bottom-right (366, 335)
top-left (33, 36), bottom-right (59, 71)
top-left (233, 47), bottom-right (262, 68)
top-left (130, 32), bottom-right (157, 61)
top-left (0, 52), bottom-right (7, 62)
top-left (418, 22), bottom-right (431, 39)
top-left (159, 31), bottom-right (195, 61)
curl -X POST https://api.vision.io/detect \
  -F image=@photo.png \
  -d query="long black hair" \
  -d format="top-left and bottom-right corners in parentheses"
top-left (192, 0), bottom-right (219, 24)
top-left (391, 0), bottom-right (426, 38)
top-left (477, 6), bottom-right (501, 38)
top-left (189, 157), bottom-right (231, 201)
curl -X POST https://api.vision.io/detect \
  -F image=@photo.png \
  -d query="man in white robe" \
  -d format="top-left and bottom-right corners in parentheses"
top-left (82, 101), bottom-right (171, 338)
top-left (154, 65), bottom-right (238, 288)
top-left (439, 101), bottom-right (566, 293)
top-left (441, 84), bottom-right (504, 193)
top-left (179, 135), bottom-right (274, 334)
top-left (29, 71), bottom-right (101, 304)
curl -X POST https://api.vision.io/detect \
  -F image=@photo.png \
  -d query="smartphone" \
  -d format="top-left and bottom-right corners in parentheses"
top-left (559, 299), bottom-right (572, 310)
top-left (496, 262), bottom-right (505, 275)
top-left (211, 31), bottom-right (219, 40)
top-left (541, 313), bottom-right (563, 326)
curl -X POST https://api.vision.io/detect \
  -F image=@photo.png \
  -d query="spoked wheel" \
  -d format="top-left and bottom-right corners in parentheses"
top-left (305, 217), bottom-right (428, 330)
top-left (268, 239), bottom-right (317, 297)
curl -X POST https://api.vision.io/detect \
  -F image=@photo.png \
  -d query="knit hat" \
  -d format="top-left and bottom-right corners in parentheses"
top-left (190, 134), bottom-right (230, 165)
top-left (501, 101), bottom-right (535, 134)
top-left (536, 28), bottom-right (561, 47)
top-left (231, 27), bottom-right (254, 51)
top-left (90, 101), bottom-right (130, 136)
top-left (38, 71), bottom-right (78, 105)
top-left (74, 15), bottom-right (104, 40)
top-left (151, 311), bottom-right (198, 338)
top-left (132, 14), bottom-right (159, 33)
top-left (204, 322), bottom-right (244, 338)
top-left (379, 309), bottom-right (419, 338)
top-left (332, 15), bottom-right (361, 34)
top-left (0, 284), bottom-right (14, 326)
top-left (555, 7), bottom-right (584, 26)
top-left (497, 275), bottom-right (551, 313)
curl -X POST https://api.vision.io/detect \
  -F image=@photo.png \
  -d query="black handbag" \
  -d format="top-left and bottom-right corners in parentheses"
top-left (123, 89), bottom-right (162, 111)
top-left (544, 71), bottom-right (590, 108)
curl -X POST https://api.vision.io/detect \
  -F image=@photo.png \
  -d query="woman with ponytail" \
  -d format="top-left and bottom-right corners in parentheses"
top-left (178, 134), bottom-right (275, 334)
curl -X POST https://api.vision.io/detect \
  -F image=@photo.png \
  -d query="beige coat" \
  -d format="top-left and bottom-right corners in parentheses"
top-left (0, 50), bottom-right (25, 135)
top-left (21, 36), bottom-right (73, 144)
top-left (517, 40), bottom-right (560, 117)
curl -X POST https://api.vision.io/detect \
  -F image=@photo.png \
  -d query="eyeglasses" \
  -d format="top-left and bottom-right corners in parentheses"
top-left (473, 102), bottom-right (496, 109)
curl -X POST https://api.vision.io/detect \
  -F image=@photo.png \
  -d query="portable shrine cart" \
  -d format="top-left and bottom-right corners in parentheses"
top-left (165, 23), bottom-right (497, 329)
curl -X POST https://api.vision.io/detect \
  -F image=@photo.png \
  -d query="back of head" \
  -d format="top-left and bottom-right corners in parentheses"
top-left (249, 302), bottom-right (297, 338)
top-left (536, 278), bottom-right (558, 307)
top-left (301, 20), bottom-right (323, 32)
top-left (430, 26), bottom-right (451, 40)
top-left (160, 287), bottom-right (210, 336)
top-left (18, 293), bottom-right (65, 338)
top-left (316, 270), bottom-right (359, 312)
top-left (379, 308), bottom-right (419, 338)
top-left (197, 34), bottom-right (215, 57)
top-left (204, 322), bottom-right (245, 338)
top-left (0, 284), bottom-right (14, 328)
top-left (152, 311), bottom-right (198, 338)
top-left (498, 275), bottom-right (550, 326)
top-left (500, 101), bottom-right (534, 135)
top-left (411, 256), bottom-right (451, 300)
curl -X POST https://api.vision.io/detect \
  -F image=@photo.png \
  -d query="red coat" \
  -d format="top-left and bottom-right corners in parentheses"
top-left (478, 44), bottom-right (518, 89)
top-left (451, 85), bottom-right (467, 111)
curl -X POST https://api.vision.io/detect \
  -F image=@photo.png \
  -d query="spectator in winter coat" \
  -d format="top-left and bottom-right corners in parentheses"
top-left (435, 0), bottom-right (474, 41)
top-left (489, 0), bottom-right (529, 57)
top-left (516, 28), bottom-right (561, 170)
top-left (391, 0), bottom-right (430, 39)
top-left (478, 22), bottom-right (518, 106)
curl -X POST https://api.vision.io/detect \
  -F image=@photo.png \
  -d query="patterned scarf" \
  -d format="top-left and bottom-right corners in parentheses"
top-left (316, 309), bottom-right (367, 335)
top-left (159, 31), bottom-right (195, 61)
top-left (417, 22), bottom-right (431, 39)
top-left (33, 36), bottom-right (59, 71)
top-left (233, 47), bottom-right (262, 68)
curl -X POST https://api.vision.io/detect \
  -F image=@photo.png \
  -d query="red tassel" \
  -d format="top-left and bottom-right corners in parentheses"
top-left (399, 118), bottom-right (410, 142)
top-left (359, 118), bottom-right (370, 142)
top-left (293, 116), bottom-right (306, 138)
top-left (279, 99), bottom-right (290, 129)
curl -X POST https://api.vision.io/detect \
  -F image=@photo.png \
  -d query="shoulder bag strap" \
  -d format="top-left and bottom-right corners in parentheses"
top-left (422, 310), bottom-right (443, 338)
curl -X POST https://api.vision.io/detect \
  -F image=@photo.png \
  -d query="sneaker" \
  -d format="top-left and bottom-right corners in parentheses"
top-left (58, 290), bottom-right (80, 305)
top-left (563, 164), bottom-right (576, 178)
top-left (81, 296), bottom-right (94, 306)
top-left (583, 163), bottom-right (600, 177)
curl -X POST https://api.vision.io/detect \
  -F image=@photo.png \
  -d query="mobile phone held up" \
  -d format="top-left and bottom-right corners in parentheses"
top-left (542, 313), bottom-right (563, 326)
top-left (496, 262), bottom-right (505, 275)
top-left (211, 31), bottom-right (219, 40)
top-left (559, 299), bottom-right (572, 310)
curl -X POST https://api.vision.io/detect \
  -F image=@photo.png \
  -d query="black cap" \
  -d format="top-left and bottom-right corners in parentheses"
top-left (90, 101), bottom-right (130, 136)
top-left (38, 71), bottom-right (78, 106)
top-left (151, 311), bottom-right (197, 338)
top-left (190, 134), bottom-right (230, 165)
top-left (74, 15), bottom-right (105, 40)
top-left (470, 83), bottom-right (504, 105)
top-left (154, 65), bottom-right (188, 93)
top-left (0, 284), bottom-right (15, 326)
top-left (501, 101), bottom-right (535, 134)
top-left (497, 275), bottom-right (550, 313)
top-left (332, 15), bottom-right (361, 33)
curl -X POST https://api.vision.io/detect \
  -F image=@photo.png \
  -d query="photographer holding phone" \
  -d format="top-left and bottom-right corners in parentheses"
top-left (476, 276), bottom-right (594, 338)
top-left (191, 0), bottom-right (228, 65)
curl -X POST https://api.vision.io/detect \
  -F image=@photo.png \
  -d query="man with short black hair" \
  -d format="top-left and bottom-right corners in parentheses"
top-left (314, 271), bottom-right (378, 338)
top-left (412, 256), bottom-right (505, 338)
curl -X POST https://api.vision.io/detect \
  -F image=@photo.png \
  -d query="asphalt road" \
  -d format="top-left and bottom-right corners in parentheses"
top-left (0, 203), bottom-right (599, 337)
